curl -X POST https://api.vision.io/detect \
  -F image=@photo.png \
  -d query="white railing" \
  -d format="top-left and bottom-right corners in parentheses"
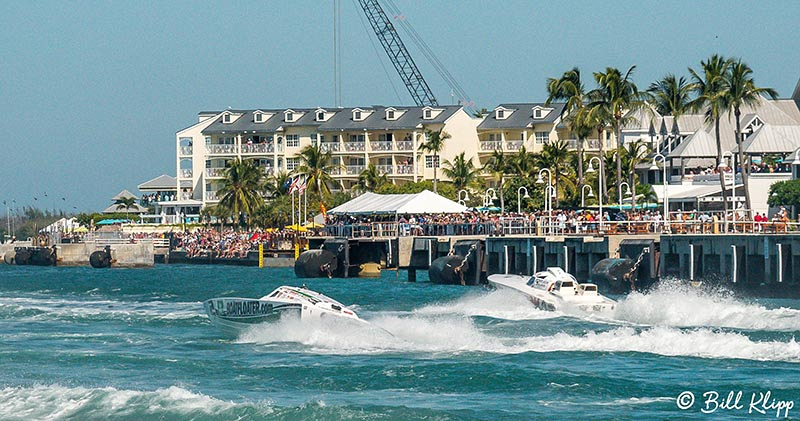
top-left (320, 142), bottom-right (340, 153)
top-left (344, 142), bottom-right (366, 152)
top-left (330, 167), bottom-right (342, 175)
top-left (180, 146), bottom-right (193, 156)
top-left (205, 168), bottom-right (225, 178)
top-left (241, 143), bottom-right (274, 154)
top-left (205, 191), bottom-right (219, 201)
top-left (180, 169), bottom-right (193, 178)
top-left (396, 164), bottom-right (414, 174)
top-left (346, 165), bottom-right (365, 175)
top-left (205, 144), bottom-right (238, 154)
top-left (585, 140), bottom-right (601, 149)
top-left (377, 164), bottom-right (393, 174)
top-left (396, 140), bottom-right (413, 150)
top-left (371, 141), bottom-right (393, 151)
top-left (480, 141), bottom-right (503, 151)
top-left (505, 140), bottom-right (523, 151)
top-left (180, 192), bottom-right (193, 200)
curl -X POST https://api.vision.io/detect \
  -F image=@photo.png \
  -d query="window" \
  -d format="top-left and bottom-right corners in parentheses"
top-left (488, 133), bottom-right (498, 142)
top-left (310, 134), bottom-right (317, 145)
top-left (534, 109), bottom-right (542, 119)
top-left (254, 113), bottom-right (264, 123)
top-left (317, 111), bottom-right (325, 121)
top-left (424, 109), bottom-right (432, 119)
top-left (535, 131), bottom-right (549, 144)
top-left (223, 114), bottom-right (231, 123)
top-left (354, 110), bottom-right (362, 120)
top-left (349, 157), bottom-right (365, 165)
top-left (497, 110), bottom-right (504, 119)
top-left (378, 157), bottom-right (392, 165)
top-left (286, 134), bottom-right (299, 147)
top-left (286, 158), bottom-right (299, 171)
top-left (387, 110), bottom-right (395, 119)
top-left (285, 112), bottom-right (294, 122)
top-left (332, 135), bottom-right (339, 142)
top-left (349, 134), bottom-right (365, 142)
top-left (425, 155), bottom-right (440, 168)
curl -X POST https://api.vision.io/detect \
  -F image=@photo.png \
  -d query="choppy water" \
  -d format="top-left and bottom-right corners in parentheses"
top-left (1, 265), bottom-right (800, 420)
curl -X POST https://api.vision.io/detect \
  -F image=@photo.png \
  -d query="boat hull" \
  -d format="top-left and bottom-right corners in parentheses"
top-left (488, 274), bottom-right (615, 314)
top-left (203, 298), bottom-right (302, 331)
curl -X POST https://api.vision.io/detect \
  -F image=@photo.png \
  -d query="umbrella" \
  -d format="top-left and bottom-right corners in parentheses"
top-left (284, 224), bottom-right (308, 232)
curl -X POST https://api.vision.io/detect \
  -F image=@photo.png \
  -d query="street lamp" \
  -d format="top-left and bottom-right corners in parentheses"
top-left (484, 188), bottom-right (497, 207)
top-left (651, 153), bottom-right (668, 231)
top-left (517, 186), bottom-right (530, 214)
top-left (720, 151), bottom-right (737, 232)
top-left (458, 189), bottom-right (470, 206)
top-left (586, 156), bottom-right (604, 231)
top-left (581, 185), bottom-right (594, 208)
top-left (536, 168), bottom-right (554, 232)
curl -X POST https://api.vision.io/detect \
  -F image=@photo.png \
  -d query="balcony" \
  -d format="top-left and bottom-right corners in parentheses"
top-left (205, 144), bottom-right (238, 155)
top-left (205, 168), bottom-right (226, 178)
top-left (396, 140), bottom-right (413, 151)
top-left (241, 143), bottom-right (274, 154)
top-left (180, 146), bottom-right (193, 156)
top-left (205, 191), bottom-right (219, 201)
top-left (480, 141), bottom-right (503, 151)
top-left (346, 165), bottom-right (365, 175)
top-left (180, 169), bottom-right (193, 179)
top-left (370, 141), bottom-right (393, 152)
top-left (320, 142), bottom-right (340, 153)
top-left (585, 139), bottom-right (601, 149)
top-left (262, 167), bottom-right (274, 177)
top-left (377, 164), bottom-right (393, 174)
top-left (505, 141), bottom-right (523, 151)
top-left (344, 142), bottom-right (366, 152)
top-left (396, 164), bottom-right (414, 175)
top-left (330, 166), bottom-right (342, 176)
top-left (180, 192), bottom-right (194, 201)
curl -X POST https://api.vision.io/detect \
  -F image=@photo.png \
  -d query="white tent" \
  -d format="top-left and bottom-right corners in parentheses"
top-left (41, 217), bottom-right (81, 233)
top-left (328, 190), bottom-right (467, 215)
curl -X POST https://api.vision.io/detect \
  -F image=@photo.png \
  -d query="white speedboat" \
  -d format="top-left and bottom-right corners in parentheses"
top-left (488, 267), bottom-right (616, 313)
top-left (204, 285), bottom-right (363, 331)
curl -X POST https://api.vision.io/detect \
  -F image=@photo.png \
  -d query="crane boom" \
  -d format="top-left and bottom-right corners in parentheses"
top-left (357, 0), bottom-right (438, 107)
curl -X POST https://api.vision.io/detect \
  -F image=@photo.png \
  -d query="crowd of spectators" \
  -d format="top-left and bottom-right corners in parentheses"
top-left (173, 228), bottom-right (301, 259)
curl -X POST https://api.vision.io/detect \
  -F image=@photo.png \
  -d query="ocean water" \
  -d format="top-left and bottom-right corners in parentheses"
top-left (1, 265), bottom-right (800, 420)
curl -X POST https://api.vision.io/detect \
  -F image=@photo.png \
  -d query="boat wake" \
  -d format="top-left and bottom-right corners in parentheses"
top-left (411, 288), bottom-right (559, 321)
top-left (611, 281), bottom-right (800, 331)
top-left (0, 295), bottom-right (203, 323)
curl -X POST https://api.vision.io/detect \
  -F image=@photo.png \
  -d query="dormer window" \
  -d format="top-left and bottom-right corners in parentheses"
top-left (424, 109), bottom-right (432, 119)
top-left (387, 110), bottom-right (395, 120)
top-left (223, 113), bottom-right (232, 123)
top-left (497, 110), bottom-right (505, 119)
top-left (254, 112), bottom-right (264, 123)
top-left (534, 109), bottom-right (542, 119)
top-left (317, 111), bottom-right (325, 121)
top-left (354, 110), bottom-right (362, 120)
top-left (285, 112), bottom-right (294, 122)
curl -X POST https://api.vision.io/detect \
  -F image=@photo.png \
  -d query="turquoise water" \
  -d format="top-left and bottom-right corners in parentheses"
top-left (1, 265), bottom-right (800, 420)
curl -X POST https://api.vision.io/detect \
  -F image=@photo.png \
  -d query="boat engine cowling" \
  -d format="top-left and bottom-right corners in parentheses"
top-left (591, 258), bottom-right (635, 293)
top-left (429, 255), bottom-right (470, 285)
top-left (294, 249), bottom-right (339, 278)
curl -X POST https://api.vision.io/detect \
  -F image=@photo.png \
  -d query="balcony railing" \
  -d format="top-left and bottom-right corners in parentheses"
top-left (205, 144), bottom-right (238, 154)
top-left (262, 167), bottom-right (274, 177)
top-left (396, 140), bottom-right (413, 151)
top-left (344, 142), bottom-right (366, 152)
top-left (241, 143), bottom-right (274, 154)
top-left (585, 140), bottom-right (601, 149)
top-left (505, 140), bottom-right (523, 151)
top-left (346, 165), bottom-right (365, 175)
top-left (377, 164), bottom-right (393, 174)
top-left (371, 141), bottom-right (393, 151)
top-left (330, 166), bottom-right (342, 176)
top-left (180, 146), bottom-right (193, 156)
top-left (320, 142), bottom-right (340, 153)
top-left (480, 141), bottom-right (503, 151)
top-left (180, 169), bottom-right (193, 179)
top-left (180, 192), bottom-right (194, 201)
top-left (396, 164), bottom-right (414, 175)
top-left (205, 191), bottom-right (219, 201)
top-left (205, 168), bottom-right (225, 178)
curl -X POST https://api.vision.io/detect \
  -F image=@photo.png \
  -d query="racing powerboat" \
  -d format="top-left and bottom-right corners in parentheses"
top-left (203, 285), bottom-right (363, 331)
top-left (488, 267), bottom-right (616, 313)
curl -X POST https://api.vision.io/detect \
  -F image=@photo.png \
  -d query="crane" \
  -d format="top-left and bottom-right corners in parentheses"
top-left (356, 0), bottom-right (439, 107)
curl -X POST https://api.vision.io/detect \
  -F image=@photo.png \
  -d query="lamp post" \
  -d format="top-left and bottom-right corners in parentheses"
top-left (720, 151), bottom-right (736, 232)
top-left (581, 185), bottom-right (594, 208)
top-left (484, 188), bottom-right (497, 207)
top-left (458, 189), bottom-right (469, 206)
top-left (536, 168), bottom-right (554, 232)
top-left (516, 186), bottom-right (530, 214)
top-left (651, 153), bottom-right (668, 231)
top-left (586, 157), bottom-right (604, 231)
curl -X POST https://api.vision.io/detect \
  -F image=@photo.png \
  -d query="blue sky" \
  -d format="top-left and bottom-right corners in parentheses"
top-left (2, 0), bottom-right (799, 212)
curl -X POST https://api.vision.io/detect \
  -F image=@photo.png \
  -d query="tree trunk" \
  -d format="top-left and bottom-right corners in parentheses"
top-left (598, 128), bottom-right (606, 203)
top-left (735, 107), bottom-right (751, 219)
top-left (433, 153), bottom-right (438, 194)
top-left (715, 117), bottom-right (730, 226)
top-left (629, 166), bottom-right (636, 210)
top-left (577, 137), bottom-right (584, 188)
top-left (499, 177), bottom-right (505, 213)
top-left (616, 119), bottom-right (623, 205)
top-left (554, 172), bottom-right (560, 208)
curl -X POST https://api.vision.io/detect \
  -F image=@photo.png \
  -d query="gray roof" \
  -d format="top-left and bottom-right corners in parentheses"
top-left (201, 105), bottom-right (461, 134)
top-left (111, 189), bottom-right (138, 200)
top-left (738, 125), bottom-right (800, 154)
top-left (477, 103), bottom-right (565, 130)
top-left (137, 174), bottom-right (176, 191)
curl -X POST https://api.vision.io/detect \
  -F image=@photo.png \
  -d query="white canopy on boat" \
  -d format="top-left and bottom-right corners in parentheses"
top-left (328, 190), bottom-right (467, 215)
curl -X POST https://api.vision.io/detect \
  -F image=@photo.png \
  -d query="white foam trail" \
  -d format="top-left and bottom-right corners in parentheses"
top-left (0, 384), bottom-right (259, 420)
top-left (412, 289), bottom-right (559, 321)
top-left (613, 282), bottom-right (800, 331)
top-left (0, 295), bottom-right (202, 321)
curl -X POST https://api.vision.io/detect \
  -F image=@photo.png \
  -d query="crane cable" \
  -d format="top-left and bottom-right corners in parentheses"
top-left (350, 0), bottom-right (405, 104)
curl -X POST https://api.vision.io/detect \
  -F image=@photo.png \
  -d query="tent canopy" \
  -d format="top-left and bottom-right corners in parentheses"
top-left (328, 190), bottom-right (467, 215)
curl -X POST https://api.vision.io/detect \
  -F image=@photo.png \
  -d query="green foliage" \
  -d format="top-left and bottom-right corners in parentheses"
top-left (294, 144), bottom-right (339, 197)
top-left (357, 163), bottom-right (389, 192)
top-left (768, 180), bottom-right (800, 211)
top-left (441, 152), bottom-right (481, 191)
top-left (376, 180), bottom-right (457, 200)
top-left (218, 158), bottom-right (264, 220)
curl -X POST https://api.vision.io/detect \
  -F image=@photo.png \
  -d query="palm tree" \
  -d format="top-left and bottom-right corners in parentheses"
top-left (357, 163), bottom-right (388, 192)
top-left (294, 144), bottom-right (339, 197)
top-left (725, 59), bottom-right (778, 216)
top-left (509, 145), bottom-right (536, 179)
top-left (536, 140), bottom-right (573, 208)
top-left (621, 138), bottom-right (651, 209)
top-left (585, 99), bottom-right (613, 202)
top-left (647, 74), bottom-right (695, 152)
top-left (590, 66), bottom-right (645, 204)
top-left (417, 129), bottom-right (451, 193)
top-left (690, 54), bottom-right (732, 216)
top-left (484, 149), bottom-right (508, 212)
top-left (547, 67), bottom-right (588, 187)
top-left (217, 158), bottom-right (264, 222)
top-left (114, 196), bottom-right (137, 220)
top-left (442, 152), bottom-right (481, 191)
top-left (262, 171), bottom-right (292, 198)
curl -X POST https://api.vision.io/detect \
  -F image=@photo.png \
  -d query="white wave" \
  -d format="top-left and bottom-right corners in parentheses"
top-left (0, 384), bottom-right (265, 420)
top-left (0, 295), bottom-right (202, 322)
top-left (612, 282), bottom-right (800, 331)
top-left (412, 289), bottom-right (559, 321)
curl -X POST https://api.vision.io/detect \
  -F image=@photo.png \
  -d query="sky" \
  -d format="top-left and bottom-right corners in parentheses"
top-left (1, 0), bottom-right (799, 213)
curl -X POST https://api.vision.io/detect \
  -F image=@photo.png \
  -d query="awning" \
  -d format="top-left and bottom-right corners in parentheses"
top-left (328, 190), bottom-right (467, 215)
